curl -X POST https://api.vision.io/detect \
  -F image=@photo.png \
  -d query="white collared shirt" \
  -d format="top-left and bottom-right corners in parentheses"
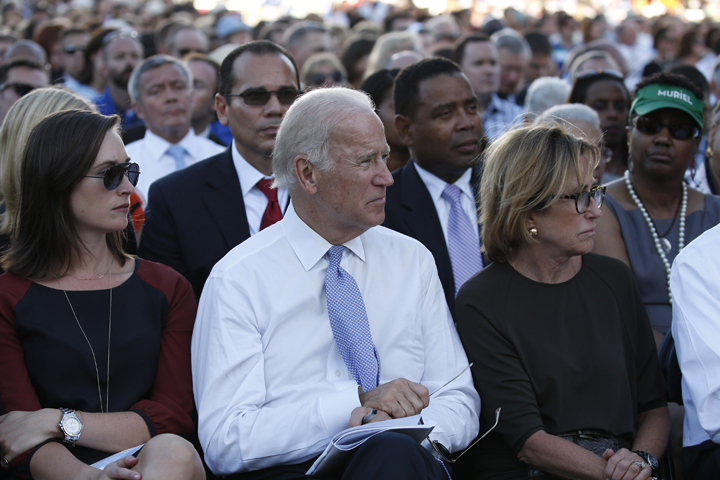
top-left (231, 140), bottom-right (290, 236)
top-left (671, 222), bottom-right (720, 448)
top-left (413, 161), bottom-right (480, 243)
top-left (126, 128), bottom-right (224, 201)
top-left (192, 204), bottom-right (480, 475)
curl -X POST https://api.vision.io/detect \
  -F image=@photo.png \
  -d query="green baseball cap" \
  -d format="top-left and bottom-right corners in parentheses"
top-left (630, 83), bottom-right (704, 129)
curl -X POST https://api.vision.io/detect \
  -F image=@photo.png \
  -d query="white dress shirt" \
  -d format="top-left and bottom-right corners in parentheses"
top-left (126, 128), bottom-right (224, 201)
top-left (413, 162), bottom-right (480, 243)
top-left (671, 222), bottom-right (720, 448)
top-left (231, 140), bottom-right (290, 236)
top-left (191, 204), bottom-right (480, 475)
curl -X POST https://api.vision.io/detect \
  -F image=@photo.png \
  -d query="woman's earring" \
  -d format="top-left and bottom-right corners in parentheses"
top-left (690, 159), bottom-right (697, 180)
top-left (627, 155), bottom-right (634, 174)
top-left (529, 227), bottom-right (538, 237)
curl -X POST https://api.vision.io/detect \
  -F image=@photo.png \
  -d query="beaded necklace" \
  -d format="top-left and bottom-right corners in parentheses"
top-left (624, 170), bottom-right (686, 303)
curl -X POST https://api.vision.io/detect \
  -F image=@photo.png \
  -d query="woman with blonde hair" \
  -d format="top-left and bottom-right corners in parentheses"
top-left (301, 52), bottom-right (347, 88)
top-left (455, 124), bottom-right (668, 480)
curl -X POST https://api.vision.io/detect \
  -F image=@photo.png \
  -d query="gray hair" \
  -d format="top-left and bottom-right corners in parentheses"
top-left (490, 28), bottom-right (530, 58)
top-left (536, 104), bottom-right (600, 130)
top-left (273, 87), bottom-right (375, 191)
top-left (128, 54), bottom-right (192, 104)
top-left (525, 77), bottom-right (571, 117)
top-left (3, 40), bottom-right (47, 63)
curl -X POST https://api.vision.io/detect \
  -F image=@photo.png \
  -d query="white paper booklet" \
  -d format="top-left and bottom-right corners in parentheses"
top-left (91, 444), bottom-right (145, 470)
top-left (306, 415), bottom-right (434, 476)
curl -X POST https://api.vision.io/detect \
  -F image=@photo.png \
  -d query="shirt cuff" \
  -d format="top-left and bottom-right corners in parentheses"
top-left (317, 385), bottom-right (362, 435)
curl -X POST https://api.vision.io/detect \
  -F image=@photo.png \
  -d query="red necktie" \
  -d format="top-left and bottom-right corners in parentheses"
top-left (256, 178), bottom-right (283, 230)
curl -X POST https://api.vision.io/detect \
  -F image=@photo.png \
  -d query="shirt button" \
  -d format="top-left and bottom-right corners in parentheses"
top-left (335, 370), bottom-right (341, 377)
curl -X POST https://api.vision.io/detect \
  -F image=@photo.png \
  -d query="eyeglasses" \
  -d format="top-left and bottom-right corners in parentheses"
top-left (560, 185), bottom-right (606, 214)
top-left (84, 162), bottom-right (140, 190)
top-left (225, 89), bottom-right (302, 106)
top-left (0, 82), bottom-right (36, 97)
top-left (309, 71), bottom-right (343, 86)
top-left (177, 47), bottom-right (207, 58)
top-left (426, 407), bottom-right (501, 464)
top-left (63, 44), bottom-right (86, 55)
top-left (634, 115), bottom-right (699, 140)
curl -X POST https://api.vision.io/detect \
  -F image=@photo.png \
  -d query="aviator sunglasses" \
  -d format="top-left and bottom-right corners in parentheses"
top-left (634, 115), bottom-right (699, 140)
top-left (0, 82), bottom-right (36, 97)
top-left (225, 88), bottom-right (302, 106)
top-left (84, 162), bottom-right (140, 190)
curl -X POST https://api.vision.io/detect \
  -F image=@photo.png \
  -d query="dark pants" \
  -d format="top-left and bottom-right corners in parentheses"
top-left (683, 440), bottom-right (720, 480)
top-left (227, 432), bottom-right (450, 480)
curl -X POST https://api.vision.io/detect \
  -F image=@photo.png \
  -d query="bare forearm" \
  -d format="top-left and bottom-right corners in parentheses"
top-left (77, 411), bottom-right (151, 453)
top-left (632, 406), bottom-right (669, 459)
top-left (518, 430), bottom-right (606, 480)
top-left (30, 442), bottom-right (102, 480)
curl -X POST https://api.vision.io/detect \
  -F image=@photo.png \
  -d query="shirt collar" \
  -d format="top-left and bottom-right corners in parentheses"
top-left (140, 128), bottom-right (197, 162)
top-left (231, 140), bottom-right (274, 197)
top-left (412, 161), bottom-right (474, 203)
top-left (282, 203), bottom-right (366, 272)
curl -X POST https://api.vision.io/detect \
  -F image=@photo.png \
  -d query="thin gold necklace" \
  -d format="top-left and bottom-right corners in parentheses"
top-left (65, 261), bottom-right (113, 281)
top-left (56, 276), bottom-right (112, 413)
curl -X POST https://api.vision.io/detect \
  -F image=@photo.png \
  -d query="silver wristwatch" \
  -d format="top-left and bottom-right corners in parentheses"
top-left (58, 408), bottom-right (83, 446)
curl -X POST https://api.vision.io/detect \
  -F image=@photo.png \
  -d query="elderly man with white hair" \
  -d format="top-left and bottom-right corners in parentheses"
top-left (534, 103), bottom-right (614, 182)
top-left (524, 77), bottom-right (571, 121)
top-left (191, 86), bottom-right (480, 480)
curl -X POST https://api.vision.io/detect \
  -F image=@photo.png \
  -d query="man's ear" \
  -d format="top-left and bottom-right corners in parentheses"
top-left (294, 155), bottom-right (318, 195)
top-left (132, 100), bottom-right (145, 122)
top-left (215, 94), bottom-right (229, 127)
top-left (395, 114), bottom-right (414, 147)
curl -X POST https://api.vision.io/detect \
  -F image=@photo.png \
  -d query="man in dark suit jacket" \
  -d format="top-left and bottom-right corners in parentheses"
top-left (138, 41), bottom-right (300, 298)
top-left (383, 58), bottom-right (484, 318)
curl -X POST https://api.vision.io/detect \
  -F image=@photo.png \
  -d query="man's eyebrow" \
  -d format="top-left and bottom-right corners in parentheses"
top-left (430, 101), bottom-right (457, 116)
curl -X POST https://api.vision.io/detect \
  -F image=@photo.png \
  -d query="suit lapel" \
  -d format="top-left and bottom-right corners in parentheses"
top-left (399, 163), bottom-right (454, 286)
top-left (202, 148), bottom-right (251, 250)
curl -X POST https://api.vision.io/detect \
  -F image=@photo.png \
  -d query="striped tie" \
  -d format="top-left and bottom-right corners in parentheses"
top-left (441, 184), bottom-right (483, 295)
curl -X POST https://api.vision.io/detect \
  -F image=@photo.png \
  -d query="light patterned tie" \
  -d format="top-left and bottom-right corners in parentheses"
top-left (325, 245), bottom-right (379, 392)
top-left (166, 145), bottom-right (187, 171)
top-left (441, 184), bottom-right (483, 295)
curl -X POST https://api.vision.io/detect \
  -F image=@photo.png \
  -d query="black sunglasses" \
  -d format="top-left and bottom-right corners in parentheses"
top-left (560, 185), bottom-right (606, 214)
top-left (0, 82), bottom-right (36, 97)
top-left (225, 89), bottom-right (301, 106)
top-left (63, 44), bottom-right (86, 54)
top-left (84, 162), bottom-right (140, 190)
top-left (575, 68), bottom-right (624, 80)
top-left (310, 71), bottom-right (343, 86)
top-left (634, 115), bottom-right (699, 140)
top-left (177, 47), bottom-right (206, 58)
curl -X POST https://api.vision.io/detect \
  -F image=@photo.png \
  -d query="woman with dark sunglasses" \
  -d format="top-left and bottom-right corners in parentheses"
top-left (568, 69), bottom-right (631, 184)
top-left (0, 110), bottom-right (205, 480)
top-left (593, 72), bottom-right (720, 349)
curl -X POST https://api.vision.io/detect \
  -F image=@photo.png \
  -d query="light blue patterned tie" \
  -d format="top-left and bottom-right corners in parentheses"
top-left (441, 184), bottom-right (483, 295)
top-left (166, 145), bottom-right (187, 171)
top-left (325, 245), bottom-right (379, 392)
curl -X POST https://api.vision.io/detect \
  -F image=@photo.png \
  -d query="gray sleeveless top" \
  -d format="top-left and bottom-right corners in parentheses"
top-left (605, 193), bottom-right (720, 334)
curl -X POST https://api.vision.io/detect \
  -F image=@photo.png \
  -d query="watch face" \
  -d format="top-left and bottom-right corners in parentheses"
top-left (64, 416), bottom-right (82, 435)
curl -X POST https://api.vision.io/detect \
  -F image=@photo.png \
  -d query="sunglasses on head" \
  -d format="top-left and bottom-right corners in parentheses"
top-left (309, 71), bottom-right (343, 86)
top-left (102, 30), bottom-right (140, 47)
top-left (575, 69), bottom-right (624, 80)
top-left (84, 162), bottom-right (140, 190)
top-left (63, 44), bottom-right (86, 54)
top-left (0, 82), bottom-right (36, 97)
top-left (225, 88), bottom-right (302, 106)
top-left (634, 115), bottom-right (699, 140)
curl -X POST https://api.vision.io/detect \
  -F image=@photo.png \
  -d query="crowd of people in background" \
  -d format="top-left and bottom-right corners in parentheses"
top-left (0, 0), bottom-right (720, 479)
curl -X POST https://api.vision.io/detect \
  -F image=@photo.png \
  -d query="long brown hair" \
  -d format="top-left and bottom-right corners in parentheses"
top-left (2, 110), bottom-right (126, 279)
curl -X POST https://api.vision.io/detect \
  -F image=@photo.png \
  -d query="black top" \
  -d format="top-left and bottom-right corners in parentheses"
top-left (0, 259), bottom-right (197, 473)
top-left (455, 253), bottom-right (667, 480)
